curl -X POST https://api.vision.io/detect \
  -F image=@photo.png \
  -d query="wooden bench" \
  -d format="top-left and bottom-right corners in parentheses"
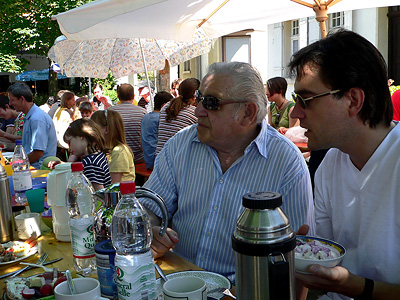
top-left (135, 163), bottom-right (152, 185)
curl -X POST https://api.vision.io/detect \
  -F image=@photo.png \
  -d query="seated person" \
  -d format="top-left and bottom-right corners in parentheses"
top-left (291, 30), bottom-right (400, 300)
top-left (91, 84), bottom-right (112, 110)
top-left (0, 95), bottom-right (24, 149)
top-left (155, 78), bottom-right (199, 156)
top-left (7, 82), bottom-right (57, 169)
top-left (141, 62), bottom-right (315, 283)
top-left (266, 77), bottom-right (299, 133)
top-left (79, 101), bottom-right (93, 119)
top-left (91, 110), bottom-right (135, 183)
top-left (141, 91), bottom-right (173, 169)
top-left (53, 91), bottom-right (80, 161)
top-left (39, 96), bottom-right (56, 113)
top-left (49, 119), bottom-right (112, 191)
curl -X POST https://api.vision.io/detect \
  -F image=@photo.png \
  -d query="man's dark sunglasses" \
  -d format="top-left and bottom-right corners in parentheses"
top-left (292, 89), bottom-right (341, 109)
top-left (195, 90), bottom-right (246, 110)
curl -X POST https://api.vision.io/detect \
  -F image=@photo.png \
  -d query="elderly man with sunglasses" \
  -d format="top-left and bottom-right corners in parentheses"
top-left (291, 30), bottom-right (400, 300)
top-left (141, 61), bottom-right (315, 282)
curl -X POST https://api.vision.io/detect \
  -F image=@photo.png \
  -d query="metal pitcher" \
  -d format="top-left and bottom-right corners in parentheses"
top-left (93, 184), bottom-right (169, 242)
top-left (232, 191), bottom-right (296, 300)
top-left (0, 164), bottom-right (15, 242)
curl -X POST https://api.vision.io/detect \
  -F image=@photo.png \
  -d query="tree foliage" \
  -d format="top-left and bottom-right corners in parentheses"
top-left (0, 0), bottom-right (91, 73)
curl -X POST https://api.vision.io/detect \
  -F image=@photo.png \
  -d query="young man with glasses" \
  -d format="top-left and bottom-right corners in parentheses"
top-left (291, 30), bottom-right (400, 300)
top-left (140, 61), bottom-right (315, 283)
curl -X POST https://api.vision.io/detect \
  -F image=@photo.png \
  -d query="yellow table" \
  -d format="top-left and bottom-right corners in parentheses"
top-left (0, 231), bottom-right (235, 299)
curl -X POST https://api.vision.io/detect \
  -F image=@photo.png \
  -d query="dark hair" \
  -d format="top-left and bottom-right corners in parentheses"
top-left (64, 118), bottom-right (108, 154)
top-left (7, 82), bottom-right (33, 102)
top-left (76, 97), bottom-right (89, 108)
top-left (166, 78), bottom-right (200, 122)
top-left (288, 29), bottom-right (392, 128)
top-left (267, 77), bottom-right (288, 97)
top-left (0, 96), bottom-right (10, 109)
top-left (171, 78), bottom-right (183, 89)
top-left (117, 83), bottom-right (134, 101)
top-left (79, 101), bottom-right (93, 112)
top-left (46, 96), bottom-right (56, 106)
top-left (154, 91), bottom-right (173, 111)
top-left (93, 83), bottom-right (103, 92)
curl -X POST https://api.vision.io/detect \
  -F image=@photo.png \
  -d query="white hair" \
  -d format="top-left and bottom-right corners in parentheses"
top-left (202, 62), bottom-right (268, 123)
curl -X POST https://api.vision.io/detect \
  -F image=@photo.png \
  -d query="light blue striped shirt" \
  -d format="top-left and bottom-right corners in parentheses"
top-left (141, 120), bottom-right (315, 282)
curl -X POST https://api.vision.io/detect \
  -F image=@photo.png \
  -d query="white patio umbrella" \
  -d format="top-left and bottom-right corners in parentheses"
top-left (48, 29), bottom-right (213, 79)
top-left (48, 29), bottom-right (214, 109)
top-left (52, 0), bottom-right (400, 43)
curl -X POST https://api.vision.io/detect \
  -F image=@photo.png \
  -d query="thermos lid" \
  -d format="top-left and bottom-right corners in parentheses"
top-left (243, 191), bottom-right (282, 209)
top-left (0, 164), bottom-right (7, 180)
top-left (232, 191), bottom-right (295, 256)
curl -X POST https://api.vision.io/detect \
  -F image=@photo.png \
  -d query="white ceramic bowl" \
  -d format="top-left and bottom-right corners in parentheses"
top-left (295, 236), bottom-right (346, 274)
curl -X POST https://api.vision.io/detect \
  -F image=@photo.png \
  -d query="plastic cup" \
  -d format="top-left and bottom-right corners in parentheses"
top-left (26, 188), bottom-right (45, 213)
top-left (15, 212), bottom-right (41, 239)
top-left (54, 278), bottom-right (108, 300)
top-left (163, 276), bottom-right (207, 300)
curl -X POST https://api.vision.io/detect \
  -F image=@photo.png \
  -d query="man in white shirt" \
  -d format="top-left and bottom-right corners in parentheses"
top-left (291, 30), bottom-right (400, 300)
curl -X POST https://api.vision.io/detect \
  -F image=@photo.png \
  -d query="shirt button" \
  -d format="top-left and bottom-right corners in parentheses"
top-left (207, 231), bottom-right (211, 236)
top-left (219, 179), bottom-right (223, 184)
top-left (201, 256), bottom-right (205, 261)
top-left (213, 205), bottom-right (218, 211)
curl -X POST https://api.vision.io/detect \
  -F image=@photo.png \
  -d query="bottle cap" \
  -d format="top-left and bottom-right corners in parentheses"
top-left (15, 140), bottom-right (22, 145)
top-left (71, 162), bottom-right (83, 172)
top-left (120, 181), bottom-right (136, 194)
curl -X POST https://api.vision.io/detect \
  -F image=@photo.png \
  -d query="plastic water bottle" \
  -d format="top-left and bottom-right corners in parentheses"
top-left (12, 140), bottom-right (32, 204)
top-left (66, 162), bottom-right (97, 275)
top-left (111, 181), bottom-right (157, 300)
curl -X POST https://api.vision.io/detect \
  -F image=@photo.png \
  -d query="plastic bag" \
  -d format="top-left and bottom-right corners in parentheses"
top-left (284, 126), bottom-right (308, 143)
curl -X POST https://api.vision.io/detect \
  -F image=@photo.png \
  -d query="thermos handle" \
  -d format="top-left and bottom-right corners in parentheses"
top-left (268, 252), bottom-right (290, 300)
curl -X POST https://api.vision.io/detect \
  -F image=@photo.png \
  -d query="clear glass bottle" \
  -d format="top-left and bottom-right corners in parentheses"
top-left (66, 162), bottom-right (97, 275)
top-left (11, 140), bottom-right (32, 204)
top-left (111, 181), bottom-right (157, 300)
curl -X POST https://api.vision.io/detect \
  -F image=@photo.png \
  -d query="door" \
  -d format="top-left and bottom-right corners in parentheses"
top-left (388, 7), bottom-right (400, 83)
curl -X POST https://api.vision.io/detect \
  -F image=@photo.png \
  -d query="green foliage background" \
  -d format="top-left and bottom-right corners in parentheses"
top-left (0, 0), bottom-right (92, 73)
top-left (0, 1), bottom-right (153, 101)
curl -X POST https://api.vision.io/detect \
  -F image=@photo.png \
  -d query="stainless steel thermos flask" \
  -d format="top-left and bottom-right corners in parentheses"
top-left (232, 191), bottom-right (296, 300)
top-left (0, 163), bottom-right (15, 242)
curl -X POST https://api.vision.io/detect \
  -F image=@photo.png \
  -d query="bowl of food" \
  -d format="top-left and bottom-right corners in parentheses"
top-left (295, 236), bottom-right (346, 274)
top-left (41, 208), bottom-right (53, 230)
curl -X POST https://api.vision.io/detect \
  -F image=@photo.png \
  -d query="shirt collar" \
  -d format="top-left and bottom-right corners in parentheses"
top-left (192, 120), bottom-right (269, 159)
top-left (245, 120), bottom-right (269, 159)
top-left (24, 103), bottom-right (38, 120)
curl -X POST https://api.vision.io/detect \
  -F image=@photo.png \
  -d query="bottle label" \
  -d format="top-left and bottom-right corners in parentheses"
top-left (70, 217), bottom-right (95, 259)
top-left (114, 253), bottom-right (157, 300)
top-left (95, 252), bottom-right (117, 298)
top-left (13, 171), bottom-right (32, 192)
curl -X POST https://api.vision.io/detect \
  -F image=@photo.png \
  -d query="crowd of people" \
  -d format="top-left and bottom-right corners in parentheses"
top-left (1, 78), bottom-right (198, 191)
top-left (2, 28), bottom-right (400, 300)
